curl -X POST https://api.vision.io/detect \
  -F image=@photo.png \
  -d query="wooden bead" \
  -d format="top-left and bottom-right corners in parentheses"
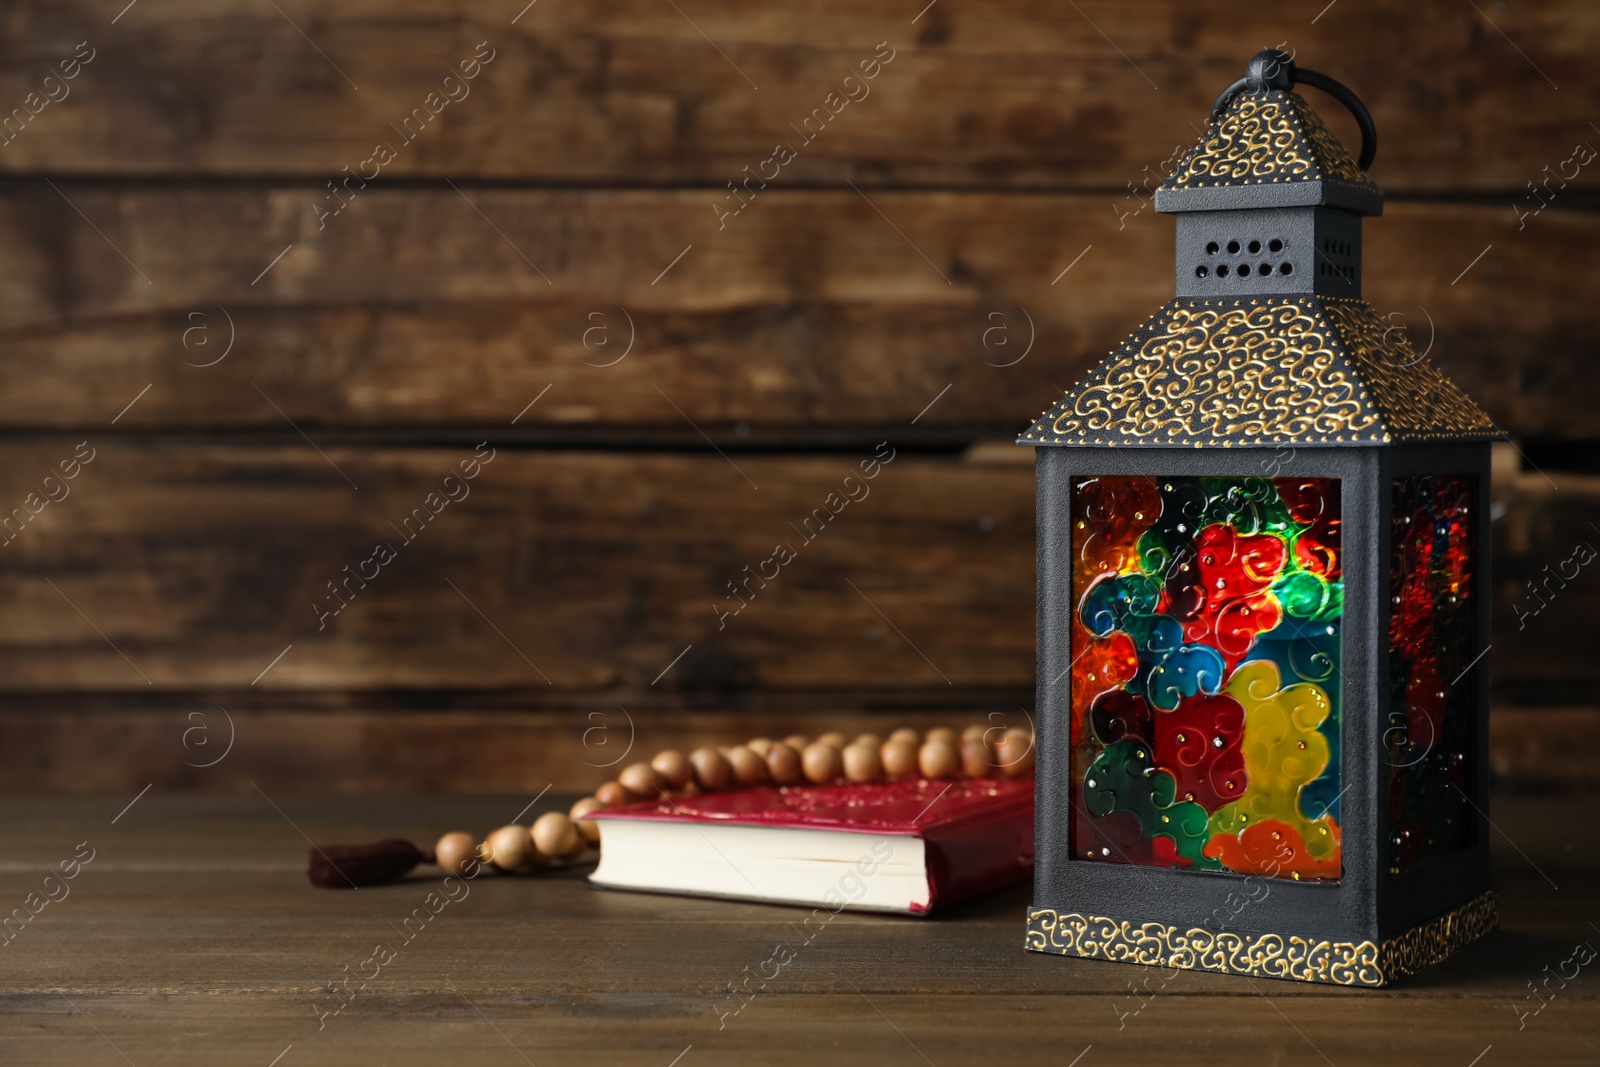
top-left (853, 732), bottom-right (882, 750)
top-left (765, 743), bottom-right (802, 785)
top-left (726, 745), bottom-right (771, 787)
top-left (880, 739), bottom-right (919, 779)
top-left (528, 835), bottom-right (555, 867)
top-left (816, 731), bottom-right (848, 749)
top-left (783, 734), bottom-right (810, 752)
top-left (887, 727), bottom-right (920, 745)
top-left (801, 741), bottom-right (843, 784)
top-left (651, 750), bottom-right (694, 790)
top-left (996, 728), bottom-right (1035, 777)
top-left (918, 738), bottom-right (960, 779)
top-left (485, 824), bottom-right (535, 871)
top-left (961, 736), bottom-right (995, 778)
top-left (531, 812), bottom-right (580, 859)
top-left (689, 747), bottom-right (733, 791)
top-left (594, 780), bottom-right (633, 808)
top-left (926, 727), bottom-right (957, 747)
top-left (434, 831), bottom-right (480, 877)
top-left (842, 742), bottom-right (882, 783)
top-left (619, 762), bottom-right (664, 797)
top-left (569, 797), bottom-right (605, 844)
top-left (747, 737), bottom-right (776, 757)
top-left (961, 723), bottom-right (989, 743)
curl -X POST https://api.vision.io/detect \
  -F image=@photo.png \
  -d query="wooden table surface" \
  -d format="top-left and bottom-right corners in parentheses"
top-left (3, 792), bottom-right (1596, 1066)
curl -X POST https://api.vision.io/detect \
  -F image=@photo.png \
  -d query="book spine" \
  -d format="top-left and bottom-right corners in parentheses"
top-left (919, 804), bottom-right (1035, 914)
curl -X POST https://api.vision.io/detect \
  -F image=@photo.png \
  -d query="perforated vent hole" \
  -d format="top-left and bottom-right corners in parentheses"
top-left (1197, 237), bottom-right (1303, 285)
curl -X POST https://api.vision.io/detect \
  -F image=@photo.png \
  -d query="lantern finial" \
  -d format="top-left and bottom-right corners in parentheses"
top-left (1244, 48), bottom-right (1295, 92)
top-left (1208, 50), bottom-right (1378, 173)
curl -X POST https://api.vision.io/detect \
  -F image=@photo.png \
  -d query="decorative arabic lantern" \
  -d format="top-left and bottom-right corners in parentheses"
top-left (1020, 51), bottom-right (1499, 986)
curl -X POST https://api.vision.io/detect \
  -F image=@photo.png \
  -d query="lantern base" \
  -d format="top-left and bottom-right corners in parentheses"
top-left (1024, 890), bottom-right (1497, 987)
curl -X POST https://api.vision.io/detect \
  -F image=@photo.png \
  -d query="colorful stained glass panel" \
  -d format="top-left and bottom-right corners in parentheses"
top-left (1386, 474), bottom-right (1478, 874)
top-left (1069, 476), bottom-right (1343, 882)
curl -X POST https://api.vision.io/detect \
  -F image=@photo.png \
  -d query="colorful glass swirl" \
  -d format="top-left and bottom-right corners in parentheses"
top-left (1386, 474), bottom-right (1478, 874)
top-left (1069, 475), bottom-right (1343, 881)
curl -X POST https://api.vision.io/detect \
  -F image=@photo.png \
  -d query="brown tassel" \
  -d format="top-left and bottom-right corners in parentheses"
top-left (308, 839), bottom-right (430, 888)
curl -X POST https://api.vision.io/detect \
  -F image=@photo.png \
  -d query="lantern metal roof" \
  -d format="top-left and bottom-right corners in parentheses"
top-left (1019, 294), bottom-right (1498, 447)
top-left (1154, 88), bottom-right (1383, 215)
top-left (1020, 51), bottom-right (1498, 450)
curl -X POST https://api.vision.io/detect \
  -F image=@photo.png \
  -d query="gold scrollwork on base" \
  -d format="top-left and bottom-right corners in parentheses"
top-left (1025, 891), bottom-right (1497, 987)
top-left (1377, 890), bottom-right (1500, 984)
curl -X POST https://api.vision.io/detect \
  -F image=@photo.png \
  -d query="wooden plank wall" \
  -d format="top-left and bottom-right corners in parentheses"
top-left (0, 1), bottom-right (1596, 793)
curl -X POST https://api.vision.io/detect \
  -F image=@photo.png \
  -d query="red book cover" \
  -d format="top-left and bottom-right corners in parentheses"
top-left (588, 778), bottom-right (1034, 914)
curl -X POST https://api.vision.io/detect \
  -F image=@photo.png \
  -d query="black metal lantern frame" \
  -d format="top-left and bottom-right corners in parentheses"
top-left (1020, 52), bottom-right (1499, 986)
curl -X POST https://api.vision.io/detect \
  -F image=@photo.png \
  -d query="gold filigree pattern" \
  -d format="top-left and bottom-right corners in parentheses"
top-left (1024, 891), bottom-right (1496, 986)
top-left (1025, 907), bottom-right (1382, 985)
top-left (1378, 891), bottom-right (1500, 983)
top-left (1027, 299), bottom-right (1380, 445)
top-left (1320, 297), bottom-right (1499, 441)
top-left (1293, 93), bottom-right (1370, 185)
top-left (1020, 297), bottom-right (1500, 446)
top-left (1164, 94), bottom-right (1312, 187)
top-left (1161, 91), bottom-right (1378, 192)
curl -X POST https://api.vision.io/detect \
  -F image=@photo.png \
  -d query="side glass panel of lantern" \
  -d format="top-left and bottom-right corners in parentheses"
top-left (1387, 474), bottom-right (1479, 874)
top-left (1070, 476), bottom-right (1343, 881)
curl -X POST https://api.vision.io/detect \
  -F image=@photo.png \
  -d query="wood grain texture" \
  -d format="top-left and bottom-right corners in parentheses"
top-left (0, 1), bottom-right (1593, 192)
top-left (1492, 470), bottom-right (1600, 700)
top-left (0, 0), bottom-right (1595, 803)
top-left (0, 188), bottom-right (1593, 437)
top-left (0, 443), bottom-right (1035, 693)
top-left (1490, 708), bottom-right (1600, 792)
top-left (0, 445), bottom-right (1592, 699)
top-left (0, 705), bottom-right (1590, 796)
top-left (0, 794), bottom-right (1594, 1065)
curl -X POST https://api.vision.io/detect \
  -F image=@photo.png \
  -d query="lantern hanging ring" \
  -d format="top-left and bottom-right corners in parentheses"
top-left (1211, 48), bottom-right (1378, 171)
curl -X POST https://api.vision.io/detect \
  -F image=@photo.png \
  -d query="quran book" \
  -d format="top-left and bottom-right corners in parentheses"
top-left (588, 777), bottom-right (1034, 915)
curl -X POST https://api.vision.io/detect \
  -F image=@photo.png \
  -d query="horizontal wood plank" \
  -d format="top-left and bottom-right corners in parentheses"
top-left (0, 443), bottom-right (1591, 707)
top-left (1491, 470), bottom-right (1600, 699)
top-left (0, 443), bottom-right (1037, 693)
top-left (7, 990), bottom-right (1595, 1067)
top-left (1490, 707), bottom-right (1600, 792)
top-left (0, 1), bottom-right (1593, 193)
top-left (0, 705), bottom-right (1592, 795)
top-left (0, 794), bottom-right (1594, 1065)
top-left (0, 189), bottom-right (1592, 438)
